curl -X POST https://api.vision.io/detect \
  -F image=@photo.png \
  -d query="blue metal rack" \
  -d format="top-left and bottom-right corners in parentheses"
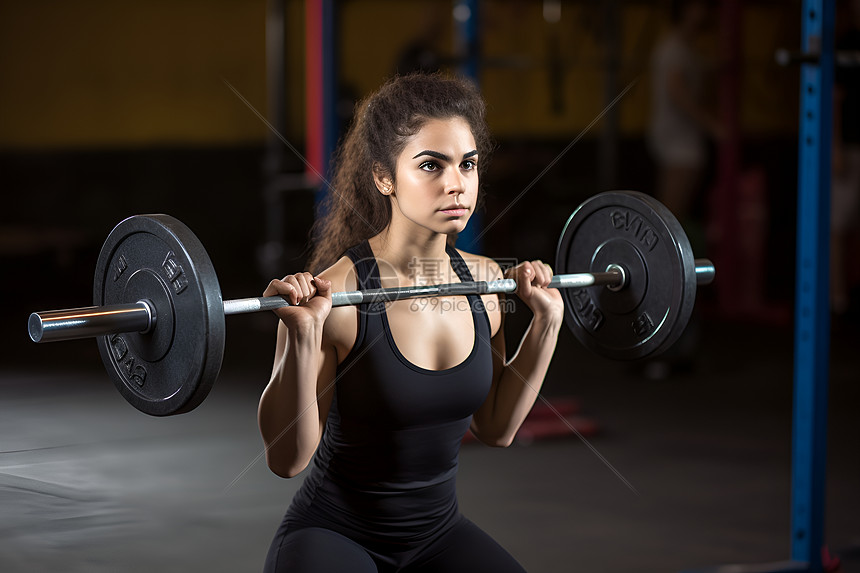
top-left (790, 0), bottom-right (834, 569)
top-left (453, 0), bottom-right (484, 252)
top-left (685, 1), bottom-right (835, 571)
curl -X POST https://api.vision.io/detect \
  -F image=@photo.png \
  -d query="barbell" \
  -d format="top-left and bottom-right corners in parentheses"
top-left (27, 191), bottom-right (715, 416)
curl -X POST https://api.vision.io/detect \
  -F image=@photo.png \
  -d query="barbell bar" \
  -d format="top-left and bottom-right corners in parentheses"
top-left (25, 190), bottom-right (716, 416)
top-left (29, 262), bottom-right (715, 344)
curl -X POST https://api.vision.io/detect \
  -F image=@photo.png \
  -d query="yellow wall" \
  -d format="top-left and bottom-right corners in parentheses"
top-left (0, 1), bottom-right (273, 148)
top-left (741, 5), bottom-right (800, 134)
top-left (0, 1), bottom-right (800, 150)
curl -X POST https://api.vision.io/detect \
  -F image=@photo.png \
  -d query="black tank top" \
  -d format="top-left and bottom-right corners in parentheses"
top-left (284, 240), bottom-right (494, 543)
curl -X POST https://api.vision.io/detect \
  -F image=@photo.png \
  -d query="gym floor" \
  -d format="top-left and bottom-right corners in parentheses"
top-left (1, 313), bottom-right (858, 573)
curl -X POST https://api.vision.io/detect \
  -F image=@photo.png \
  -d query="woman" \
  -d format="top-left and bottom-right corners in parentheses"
top-left (259, 73), bottom-right (563, 573)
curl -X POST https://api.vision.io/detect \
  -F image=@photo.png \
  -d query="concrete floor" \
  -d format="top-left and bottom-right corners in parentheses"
top-left (1, 317), bottom-right (859, 572)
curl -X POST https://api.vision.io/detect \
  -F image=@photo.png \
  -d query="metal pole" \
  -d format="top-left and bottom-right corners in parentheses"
top-left (453, 0), bottom-right (483, 252)
top-left (223, 269), bottom-right (624, 314)
top-left (712, 0), bottom-right (742, 315)
top-left (322, 0), bottom-right (338, 176)
top-left (29, 260), bottom-right (715, 343)
top-left (305, 0), bottom-right (337, 183)
top-left (791, 0), bottom-right (834, 570)
top-left (260, 0), bottom-right (288, 279)
top-left (29, 302), bottom-right (153, 343)
top-left (599, 0), bottom-right (620, 191)
top-left (264, 0), bottom-right (287, 178)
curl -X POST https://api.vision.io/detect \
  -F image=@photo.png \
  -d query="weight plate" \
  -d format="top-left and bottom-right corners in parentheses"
top-left (93, 215), bottom-right (225, 416)
top-left (555, 191), bottom-right (697, 360)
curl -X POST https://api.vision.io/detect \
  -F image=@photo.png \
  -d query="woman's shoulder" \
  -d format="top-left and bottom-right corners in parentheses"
top-left (317, 254), bottom-right (359, 293)
top-left (453, 249), bottom-right (504, 282)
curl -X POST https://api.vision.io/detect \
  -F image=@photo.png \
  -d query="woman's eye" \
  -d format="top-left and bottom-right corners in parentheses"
top-left (461, 160), bottom-right (476, 171)
top-left (419, 161), bottom-right (438, 172)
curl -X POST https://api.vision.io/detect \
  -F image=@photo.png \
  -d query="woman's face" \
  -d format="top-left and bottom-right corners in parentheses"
top-left (381, 116), bottom-right (479, 238)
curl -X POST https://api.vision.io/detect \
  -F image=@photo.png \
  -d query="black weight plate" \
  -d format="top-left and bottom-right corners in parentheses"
top-left (93, 215), bottom-right (225, 416)
top-left (555, 191), bottom-right (697, 360)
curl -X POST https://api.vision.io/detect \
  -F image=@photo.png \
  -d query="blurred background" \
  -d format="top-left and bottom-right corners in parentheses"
top-left (1, 1), bottom-right (858, 572)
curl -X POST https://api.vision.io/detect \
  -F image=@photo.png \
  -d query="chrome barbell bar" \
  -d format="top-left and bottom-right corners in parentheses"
top-left (29, 259), bottom-right (715, 343)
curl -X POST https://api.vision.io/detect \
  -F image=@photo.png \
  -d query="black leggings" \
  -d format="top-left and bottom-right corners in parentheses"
top-left (263, 516), bottom-right (527, 573)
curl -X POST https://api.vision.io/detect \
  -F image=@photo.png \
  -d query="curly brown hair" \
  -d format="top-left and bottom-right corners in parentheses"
top-left (306, 73), bottom-right (493, 274)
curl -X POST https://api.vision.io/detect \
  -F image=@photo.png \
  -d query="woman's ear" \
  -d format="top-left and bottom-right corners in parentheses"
top-left (372, 163), bottom-right (394, 196)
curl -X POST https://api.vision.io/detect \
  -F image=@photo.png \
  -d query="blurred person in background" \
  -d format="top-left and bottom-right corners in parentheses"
top-left (832, 0), bottom-right (860, 317)
top-left (648, 0), bottom-right (723, 228)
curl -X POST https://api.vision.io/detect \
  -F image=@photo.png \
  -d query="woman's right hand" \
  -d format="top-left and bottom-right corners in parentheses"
top-left (263, 273), bottom-right (333, 331)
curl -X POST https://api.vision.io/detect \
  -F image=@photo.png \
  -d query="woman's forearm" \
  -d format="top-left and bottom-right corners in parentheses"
top-left (258, 322), bottom-right (326, 477)
top-left (478, 313), bottom-right (563, 446)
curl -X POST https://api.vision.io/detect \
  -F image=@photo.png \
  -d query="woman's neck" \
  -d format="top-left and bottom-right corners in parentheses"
top-left (368, 224), bottom-right (451, 285)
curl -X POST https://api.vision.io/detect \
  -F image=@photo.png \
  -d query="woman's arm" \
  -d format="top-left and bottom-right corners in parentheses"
top-left (257, 273), bottom-right (336, 478)
top-left (471, 260), bottom-right (564, 447)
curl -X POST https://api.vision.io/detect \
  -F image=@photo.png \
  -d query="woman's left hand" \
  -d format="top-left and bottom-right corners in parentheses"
top-left (505, 260), bottom-right (564, 320)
